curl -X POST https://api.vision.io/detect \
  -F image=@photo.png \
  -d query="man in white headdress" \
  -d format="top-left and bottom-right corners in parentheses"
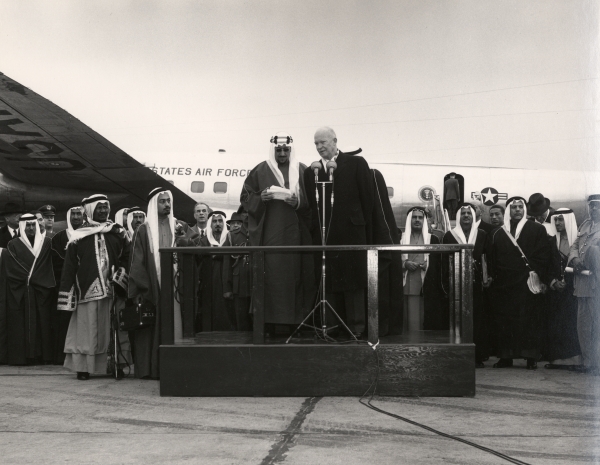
top-left (488, 196), bottom-right (551, 370)
top-left (198, 211), bottom-right (236, 331)
top-left (50, 203), bottom-right (84, 364)
top-left (0, 213), bottom-right (55, 365)
top-left (128, 188), bottom-right (200, 379)
top-left (543, 208), bottom-right (581, 369)
top-left (58, 194), bottom-right (132, 380)
top-left (241, 132), bottom-right (313, 335)
top-left (568, 194), bottom-right (600, 373)
top-left (401, 207), bottom-right (443, 332)
top-left (126, 206), bottom-right (146, 237)
top-left (113, 207), bottom-right (130, 231)
top-left (443, 203), bottom-right (489, 367)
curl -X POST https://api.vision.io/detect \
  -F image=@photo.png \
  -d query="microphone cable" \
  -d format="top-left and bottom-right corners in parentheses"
top-left (359, 348), bottom-right (532, 465)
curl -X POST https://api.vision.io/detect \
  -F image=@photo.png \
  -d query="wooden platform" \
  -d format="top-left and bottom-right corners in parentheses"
top-left (159, 331), bottom-right (475, 397)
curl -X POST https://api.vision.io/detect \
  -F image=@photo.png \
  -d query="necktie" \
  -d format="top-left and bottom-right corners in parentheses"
top-left (201, 229), bottom-right (205, 237)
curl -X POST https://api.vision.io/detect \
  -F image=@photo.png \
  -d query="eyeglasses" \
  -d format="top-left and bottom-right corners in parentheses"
top-left (275, 146), bottom-right (291, 153)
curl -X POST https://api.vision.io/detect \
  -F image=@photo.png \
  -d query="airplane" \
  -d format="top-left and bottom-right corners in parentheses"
top-left (153, 153), bottom-right (597, 231)
top-left (1, 71), bottom-right (598, 233)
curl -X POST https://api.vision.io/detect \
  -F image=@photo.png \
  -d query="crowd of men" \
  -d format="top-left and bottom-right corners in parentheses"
top-left (0, 126), bottom-right (598, 380)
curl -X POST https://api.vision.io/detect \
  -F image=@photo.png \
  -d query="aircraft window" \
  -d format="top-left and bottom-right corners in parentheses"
top-left (214, 182), bottom-right (227, 194)
top-left (191, 181), bottom-right (205, 193)
top-left (387, 187), bottom-right (394, 198)
top-left (167, 180), bottom-right (174, 185)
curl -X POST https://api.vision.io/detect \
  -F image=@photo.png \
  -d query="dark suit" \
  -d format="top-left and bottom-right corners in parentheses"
top-left (444, 178), bottom-right (460, 219)
top-left (477, 219), bottom-right (495, 235)
top-left (304, 151), bottom-right (374, 333)
top-left (0, 226), bottom-right (18, 248)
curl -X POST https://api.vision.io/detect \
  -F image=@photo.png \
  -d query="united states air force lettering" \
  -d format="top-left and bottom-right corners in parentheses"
top-left (150, 166), bottom-right (251, 177)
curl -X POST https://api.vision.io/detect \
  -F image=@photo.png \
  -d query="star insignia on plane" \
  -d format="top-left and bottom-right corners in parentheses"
top-left (478, 187), bottom-right (508, 206)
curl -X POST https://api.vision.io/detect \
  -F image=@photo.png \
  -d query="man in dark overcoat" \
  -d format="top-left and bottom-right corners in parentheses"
top-left (303, 127), bottom-right (374, 336)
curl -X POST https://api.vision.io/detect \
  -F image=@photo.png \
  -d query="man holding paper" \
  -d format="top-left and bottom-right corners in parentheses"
top-left (241, 132), bottom-right (314, 334)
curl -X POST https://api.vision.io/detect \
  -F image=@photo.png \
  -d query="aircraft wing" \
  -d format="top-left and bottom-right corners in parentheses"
top-left (0, 72), bottom-right (195, 223)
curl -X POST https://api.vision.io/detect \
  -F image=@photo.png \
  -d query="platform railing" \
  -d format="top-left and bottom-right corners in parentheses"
top-left (158, 244), bottom-right (474, 346)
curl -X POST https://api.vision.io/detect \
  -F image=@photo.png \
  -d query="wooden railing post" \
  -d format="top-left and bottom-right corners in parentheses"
top-left (448, 253), bottom-right (455, 343)
top-left (367, 249), bottom-right (379, 344)
top-left (160, 251), bottom-right (174, 345)
top-left (252, 251), bottom-right (265, 344)
top-left (453, 251), bottom-right (462, 344)
top-left (181, 253), bottom-right (196, 338)
top-left (460, 247), bottom-right (474, 344)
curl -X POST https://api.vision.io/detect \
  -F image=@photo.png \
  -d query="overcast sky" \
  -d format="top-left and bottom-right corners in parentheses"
top-left (1, 0), bottom-right (598, 170)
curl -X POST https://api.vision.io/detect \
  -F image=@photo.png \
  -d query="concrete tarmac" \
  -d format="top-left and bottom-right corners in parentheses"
top-left (0, 359), bottom-right (598, 465)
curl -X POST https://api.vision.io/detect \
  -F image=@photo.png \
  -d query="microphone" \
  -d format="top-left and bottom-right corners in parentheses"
top-left (326, 160), bottom-right (337, 181)
top-left (310, 161), bottom-right (321, 203)
top-left (310, 161), bottom-right (321, 177)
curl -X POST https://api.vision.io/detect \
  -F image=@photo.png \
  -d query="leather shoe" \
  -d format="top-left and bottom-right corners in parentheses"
top-left (76, 372), bottom-right (90, 381)
top-left (526, 359), bottom-right (537, 370)
top-left (493, 358), bottom-right (513, 368)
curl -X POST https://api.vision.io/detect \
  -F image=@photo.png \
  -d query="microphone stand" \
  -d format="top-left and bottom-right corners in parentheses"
top-left (286, 164), bottom-right (357, 343)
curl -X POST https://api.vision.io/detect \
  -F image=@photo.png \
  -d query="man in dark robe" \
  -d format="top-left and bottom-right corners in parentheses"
top-left (0, 203), bottom-right (24, 248)
top-left (443, 204), bottom-right (489, 367)
top-left (242, 132), bottom-right (314, 335)
top-left (544, 209), bottom-right (581, 369)
top-left (50, 204), bottom-right (84, 364)
top-left (371, 169), bottom-right (403, 336)
top-left (489, 197), bottom-right (551, 370)
top-left (1, 213), bottom-right (55, 365)
top-left (128, 188), bottom-right (200, 379)
top-left (202, 211), bottom-right (236, 331)
top-left (223, 213), bottom-right (252, 331)
top-left (303, 127), bottom-right (373, 337)
top-left (569, 195), bottom-right (600, 374)
top-left (444, 173), bottom-right (460, 220)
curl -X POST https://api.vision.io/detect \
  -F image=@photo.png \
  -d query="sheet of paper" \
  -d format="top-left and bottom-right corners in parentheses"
top-left (267, 186), bottom-right (292, 200)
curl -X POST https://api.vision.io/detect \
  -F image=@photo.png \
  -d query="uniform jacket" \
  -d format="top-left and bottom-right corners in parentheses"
top-left (569, 218), bottom-right (600, 297)
top-left (222, 229), bottom-right (252, 297)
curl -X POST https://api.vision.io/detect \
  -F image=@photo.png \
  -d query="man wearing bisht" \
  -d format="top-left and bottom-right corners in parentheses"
top-left (568, 194), bottom-right (600, 374)
top-left (202, 211), bottom-right (237, 330)
top-left (58, 194), bottom-right (132, 380)
top-left (401, 207), bottom-right (444, 332)
top-left (488, 197), bottom-right (551, 370)
top-left (242, 132), bottom-right (314, 335)
top-left (128, 188), bottom-right (200, 379)
top-left (544, 208), bottom-right (581, 369)
top-left (50, 203), bottom-right (85, 364)
top-left (0, 213), bottom-right (55, 365)
top-left (443, 203), bottom-right (489, 367)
